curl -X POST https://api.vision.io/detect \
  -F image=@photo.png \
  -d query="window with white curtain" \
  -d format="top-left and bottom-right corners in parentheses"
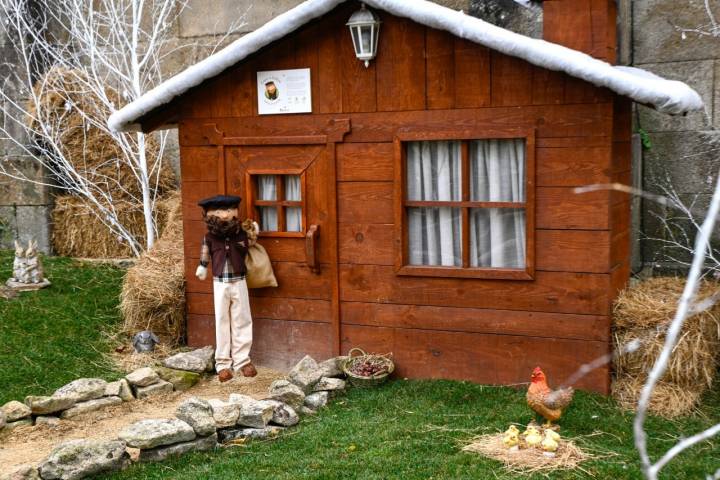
top-left (400, 137), bottom-right (531, 278)
top-left (252, 174), bottom-right (304, 234)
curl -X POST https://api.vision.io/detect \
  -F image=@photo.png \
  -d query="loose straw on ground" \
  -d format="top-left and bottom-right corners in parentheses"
top-left (463, 433), bottom-right (590, 474)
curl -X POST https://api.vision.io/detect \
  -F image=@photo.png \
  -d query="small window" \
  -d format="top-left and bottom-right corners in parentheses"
top-left (396, 133), bottom-right (534, 280)
top-left (249, 173), bottom-right (305, 235)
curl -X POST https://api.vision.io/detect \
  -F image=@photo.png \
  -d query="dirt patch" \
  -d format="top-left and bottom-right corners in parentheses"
top-left (0, 368), bottom-right (284, 471)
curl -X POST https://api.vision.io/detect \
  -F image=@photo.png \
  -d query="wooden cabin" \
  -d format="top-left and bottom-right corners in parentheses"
top-left (109, 0), bottom-right (702, 394)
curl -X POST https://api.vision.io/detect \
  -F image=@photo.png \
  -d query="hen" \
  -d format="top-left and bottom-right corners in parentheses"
top-left (526, 367), bottom-right (574, 427)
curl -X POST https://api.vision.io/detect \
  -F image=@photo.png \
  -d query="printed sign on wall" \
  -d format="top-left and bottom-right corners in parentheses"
top-left (257, 68), bottom-right (312, 115)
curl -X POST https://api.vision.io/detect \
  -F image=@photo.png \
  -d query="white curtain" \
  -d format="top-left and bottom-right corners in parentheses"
top-left (257, 175), bottom-right (277, 231)
top-left (405, 139), bottom-right (526, 269)
top-left (469, 139), bottom-right (526, 268)
top-left (285, 175), bottom-right (302, 232)
top-left (406, 141), bottom-right (462, 266)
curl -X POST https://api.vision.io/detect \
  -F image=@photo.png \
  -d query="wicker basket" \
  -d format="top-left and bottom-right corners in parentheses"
top-left (342, 348), bottom-right (395, 388)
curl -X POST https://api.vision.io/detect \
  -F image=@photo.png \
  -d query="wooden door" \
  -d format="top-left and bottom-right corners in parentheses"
top-left (224, 140), bottom-right (340, 370)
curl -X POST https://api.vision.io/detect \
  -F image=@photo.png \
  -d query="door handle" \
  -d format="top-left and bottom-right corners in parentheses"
top-left (305, 224), bottom-right (320, 274)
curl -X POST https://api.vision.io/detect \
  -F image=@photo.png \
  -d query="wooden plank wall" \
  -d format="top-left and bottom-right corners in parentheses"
top-left (174, 1), bottom-right (627, 393)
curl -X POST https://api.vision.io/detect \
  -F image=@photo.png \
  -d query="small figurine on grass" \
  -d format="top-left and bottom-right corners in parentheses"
top-left (132, 330), bottom-right (160, 353)
top-left (6, 240), bottom-right (51, 291)
top-left (526, 367), bottom-right (574, 429)
top-left (195, 195), bottom-right (260, 383)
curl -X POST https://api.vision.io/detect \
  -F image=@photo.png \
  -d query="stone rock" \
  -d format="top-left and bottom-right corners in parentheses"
top-left (139, 433), bottom-right (218, 463)
top-left (162, 346), bottom-right (215, 373)
top-left (125, 367), bottom-right (160, 387)
top-left (53, 378), bottom-right (107, 403)
top-left (118, 418), bottom-right (196, 449)
top-left (35, 416), bottom-right (61, 427)
top-left (318, 356), bottom-right (348, 378)
top-left (104, 379), bottom-right (134, 401)
top-left (0, 409), bottom-right (5, 429)
top-left (304, 391), bottom-right (329, 411)
top-left (288, 355), bottom-right (324, 394)
top-left (268, 380), bottom-right (305, 410)
top-left (24, 395), bottom-right (75, 415)
top-left (217, 426), bottom-right (284, 444)
top-left (229, 393), bottom-right (275, 428)
top-left (2, 400), bottom-right (32, 421)
top-left (155, 366), bottom-right (200, 391)
top-left (228, 393), bottom-right (255, 405)
top-left (208, 399), bottom-right (240, 428)
top-left (175, 397), bottom-right (216, 437)
top-left (135, 379), bottom-right (173, 399)
top-left (236, 399), bottom-right (274, 429)
top-left (38, 439), bottom-right (129, 480)
top-left (0, 465), bottom-right (41, 480)
top-left (299, 406), bottom-right (317, 416)
top-left (259, 400), bottom-right (299, 427)
top-left (60, 396), bottom-right (122, 419)
top-left (313, 377), bottom-right (346, 393)
top-left (3, 418), bottom-right (34, 431)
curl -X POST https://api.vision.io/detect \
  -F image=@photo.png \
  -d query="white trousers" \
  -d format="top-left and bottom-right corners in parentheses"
top-left (213, 279), bottom-right (253, 372)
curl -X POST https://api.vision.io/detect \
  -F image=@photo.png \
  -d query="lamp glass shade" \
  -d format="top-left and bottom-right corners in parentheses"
top-left (346, 4), bottom-right (381, 67)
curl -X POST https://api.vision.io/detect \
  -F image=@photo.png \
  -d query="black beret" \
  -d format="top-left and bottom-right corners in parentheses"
top-left (198, 195), bottom-right (242, 210)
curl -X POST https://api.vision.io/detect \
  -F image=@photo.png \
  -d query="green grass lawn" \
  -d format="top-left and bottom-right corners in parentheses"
top-left (1, 250), bottom-right (718, 479)
top-left (0, 250), bottom-right (124, 404)
top-left (103, 380), bottom-right (719, 480)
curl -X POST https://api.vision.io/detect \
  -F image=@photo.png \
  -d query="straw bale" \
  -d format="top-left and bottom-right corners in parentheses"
top-left (52, 195), bottom-right (149, 258)
top-left (120, 191), bottom-right (185, 345)
top-left (613, 277), bottom-right (720, 388)
top-left (29, 66), bottom-right (175, 199)
top-left (612, 376), bottom-right (703, 418)
top-left (463, 432), bottom-right (590, 474)
top-left (614, 327), bottom-right (719, 388)
top-left (613, 276), bottom-right (720, 330)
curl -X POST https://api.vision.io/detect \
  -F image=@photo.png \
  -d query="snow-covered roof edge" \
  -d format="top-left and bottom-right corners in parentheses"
top-left (108, 0), bottom-right (704, 133)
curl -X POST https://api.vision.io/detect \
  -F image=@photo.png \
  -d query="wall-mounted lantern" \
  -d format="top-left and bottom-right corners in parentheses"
top-left (346, 3), bottom-right (381, 68)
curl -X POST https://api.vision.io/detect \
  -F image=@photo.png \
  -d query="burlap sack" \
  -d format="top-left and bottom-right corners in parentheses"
top-left (245, 242), bottom-right (278, 288)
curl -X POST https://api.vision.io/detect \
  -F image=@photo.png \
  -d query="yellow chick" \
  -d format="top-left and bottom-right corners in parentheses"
top-left (541, 430), bottom-right (559, 457)
top-left (544, 429), bottom-right (560, 442)
top-left (523, 426), bottom-right (542, 448)
top-left (503, 426), bottom-right (520, 450)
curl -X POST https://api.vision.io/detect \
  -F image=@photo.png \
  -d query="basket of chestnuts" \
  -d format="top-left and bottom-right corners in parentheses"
top-left (342, 348), bottom-right (395, 388)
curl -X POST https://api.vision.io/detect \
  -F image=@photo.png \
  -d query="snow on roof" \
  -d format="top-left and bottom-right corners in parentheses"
top-left (108, 0), bottom-right (704, 132)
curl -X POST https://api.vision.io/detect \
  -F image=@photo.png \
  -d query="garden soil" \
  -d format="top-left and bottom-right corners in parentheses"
top-left (0, 368), bottom-right (284, 472)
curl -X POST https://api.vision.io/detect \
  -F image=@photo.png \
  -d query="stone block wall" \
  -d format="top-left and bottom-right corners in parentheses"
top-left (631, 0), bottom-right (720, 271)
top-left (0, 7), bottom-right (53, 253)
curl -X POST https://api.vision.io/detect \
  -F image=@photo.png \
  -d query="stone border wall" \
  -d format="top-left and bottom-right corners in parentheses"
top-left (1, 349), bottom-right (350, 479)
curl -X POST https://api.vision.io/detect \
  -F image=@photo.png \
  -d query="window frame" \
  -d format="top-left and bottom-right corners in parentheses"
top-left (245, 169), bottom-right (307, 238)
top-left (393, 128), bottom-right (536, 280)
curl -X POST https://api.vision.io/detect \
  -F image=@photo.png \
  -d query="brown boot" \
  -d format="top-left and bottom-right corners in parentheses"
top-left (240, 363), bottom-right (257, 377)
top-left (218, 369), bottom-right (234, 383)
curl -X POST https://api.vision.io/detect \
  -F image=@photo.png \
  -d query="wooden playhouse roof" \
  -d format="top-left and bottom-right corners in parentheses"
top-left (108, 0), bottom-right (704, 133)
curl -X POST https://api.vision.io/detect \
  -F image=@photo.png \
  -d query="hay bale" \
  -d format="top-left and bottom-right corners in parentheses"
top-left (612, 376), bottom-right (703, 419)
top-left (613, 277), bottom-right (720, 330)
top-left (28, 67), bottom-right (176, 200)
top-left (611, 277), bottom-right (720, 418)
top-left (613, 277), bottom-right (720, 386)
top-left (52, 195), bottom-right (150, 258)
top-left (120, 191), bottom-right (185, 345)
top-left (614, 328), bottom-right (718, 388)
top-left (462, 432), bottom-right (590, 474)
